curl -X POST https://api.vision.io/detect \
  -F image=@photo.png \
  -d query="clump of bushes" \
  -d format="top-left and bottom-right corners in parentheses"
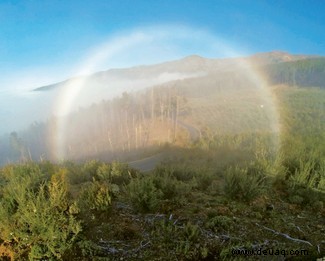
top-left (223, 165), bottom-right (267, 202)
top-left (150, 220), bottom-right (209, 259)
top-left (126, 176), bottom-right (163, 213)
top-left (68, 160), bottom-right (136, 186)
top-left (192, 170), bottom-right (217, 191)
top-left (289, 158), bottom-right (325, 190)
top-left (153, 168), bottom-right (191, 200)
top-left (276, 155), bottom-right (325, 209)
top-left (0, 164), bottom-right (81, 260)
top-left (81, 160), bottom-right (136, 185)
top-left (78, 180), bottom-right (112, 212)
top-left (0, 160), bottom-right (140, 259)
top-left (126, 166), bottom-right (194, 213)
top-left (205, 215), bottom-right (233, 232)
top-left (155, 165), bottom-right (195, 182)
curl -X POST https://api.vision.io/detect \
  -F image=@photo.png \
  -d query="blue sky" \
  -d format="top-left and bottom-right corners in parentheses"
top-left (0, 0), bottom-right (324, 91)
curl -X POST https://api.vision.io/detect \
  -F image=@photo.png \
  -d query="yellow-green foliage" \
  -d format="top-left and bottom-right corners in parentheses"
top-left (0, 164), bottom-right (81, 260)
top-left (78, 180), bottom-right (111, 211)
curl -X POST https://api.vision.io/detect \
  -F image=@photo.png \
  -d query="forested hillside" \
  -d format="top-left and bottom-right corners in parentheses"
top-left (1, 56), bottom-right (324, 165)
top-left (263, 58), bottom-right (325, 88)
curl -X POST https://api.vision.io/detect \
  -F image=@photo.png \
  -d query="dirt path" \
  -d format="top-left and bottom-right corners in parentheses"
top-left (177, 120), bottom-right (200, 140)
top-left (127, 153), bottom-right (165, 172)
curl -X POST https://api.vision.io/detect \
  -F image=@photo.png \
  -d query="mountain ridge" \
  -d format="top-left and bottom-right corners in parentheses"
top-left (34, 51), bottom-right (320, 92)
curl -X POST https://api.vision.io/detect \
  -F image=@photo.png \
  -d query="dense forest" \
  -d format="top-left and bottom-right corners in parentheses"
top-left (0, 58), bottom-right (324, 259)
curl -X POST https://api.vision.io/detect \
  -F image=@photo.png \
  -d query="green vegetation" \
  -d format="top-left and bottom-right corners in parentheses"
top-left (265, 58), bottom-right (325, 88)
top-left (0, 163), bottom-right (81, 259)
top-left (1, 65), bottom-right (325, 259)
top-left (0, 85), bottom-right (324, 260)
top-left (1, 141), bottom-right (324, 259)
top-left (223, 165), bottom-right (268, 202)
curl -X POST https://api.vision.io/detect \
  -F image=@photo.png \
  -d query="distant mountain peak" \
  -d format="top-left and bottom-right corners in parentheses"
top-left (262, 50), bottom-right (293, 60)
top-left (176, 54), bottom-right (210, 69)
top-left (249, 50), bottom-right (314, 64)
top-left (182, 54), bottom-right (206, 61)
top-left (268, 50), bottom-right (290, 55)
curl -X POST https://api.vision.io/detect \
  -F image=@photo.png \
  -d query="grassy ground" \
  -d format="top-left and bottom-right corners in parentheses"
top-left (0, 86), bottom-right (324, 260)
top-left (0, 143), bottom-right (324, 260)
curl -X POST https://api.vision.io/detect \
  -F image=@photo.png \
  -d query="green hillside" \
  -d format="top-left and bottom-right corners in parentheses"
top-left (2, 54), bottom-right (325, 165)
top-left (263, 58), bottom-right (325, 88)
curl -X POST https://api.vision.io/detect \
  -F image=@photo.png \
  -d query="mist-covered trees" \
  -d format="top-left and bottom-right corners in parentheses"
top-left (1, 57), bottom-right (325, 165)
top-left (9, 132), bottom-right (25, 158)
top-left (264, 58), bottom-right (325, 88)
top-left (1, 84), bottom-right (188, 163)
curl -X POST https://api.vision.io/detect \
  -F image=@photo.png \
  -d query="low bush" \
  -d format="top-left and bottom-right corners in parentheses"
top-left (150, 220), bottom-right (208, 259)
top-left (192, 170), bottom-right (216, 191)
top-left (287, 185), bottom-right (325, 208)
top-left (0, 166), bottom-right (81, 259)
top-left (280, 157), bottom-right (325, 208)
top-left (126, 176), bottom-right (162, 213)
top-left (155, 165), bottom-right (195, 182)
top-left (224, 165), bottom-right (267, 202)
top-left (82, 160), bottom-right (101, 176)
top-left (95, 161), bottom-right (136, 185)
top-left (0, 163), bottom-right (48, 192)
top-left (152, 172), bottom-right (179, 200)
top-left (78, 180), bottom-right (111, 212)
top-left (205, 215), bottom-right (233, 232)
top-left (153, 168), bottom-right (191, 200)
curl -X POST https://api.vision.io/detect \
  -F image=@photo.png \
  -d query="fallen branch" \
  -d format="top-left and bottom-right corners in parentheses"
top-left (133, 240), bottom-right (151, 253)
top-left (255, 223), bottom-right (313, 246)
top-left (295, 225), bottom-right (303, 233)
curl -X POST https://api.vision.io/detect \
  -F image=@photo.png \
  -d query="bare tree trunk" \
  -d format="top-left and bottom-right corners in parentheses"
top-left (139, 124), bottom-right (142, 148)
top-left (107, 131), bottom-right (113, 151)
top-left (174, 95), bottom-right (179, 140)
top-left (126, 128), bottom-right (131, 152)
top-left (167, 88), bottom-right (171, 120)
top-left (160, 94), bottom-right (164, 123)
top-left (28, 147), bottom-right (32, 161)
top-left (135, 126), bottom-right (138, 149)
top-left (151, 87), bottom-right (154, 125)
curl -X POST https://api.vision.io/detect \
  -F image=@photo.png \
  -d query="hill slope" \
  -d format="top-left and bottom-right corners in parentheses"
top-left (1, 51), bottom-right (324, 164)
